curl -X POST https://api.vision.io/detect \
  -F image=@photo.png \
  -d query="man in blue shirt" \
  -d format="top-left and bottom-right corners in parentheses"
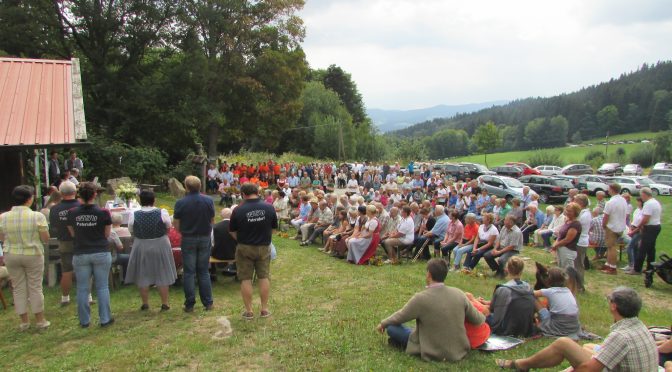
top-left (174, 176), bottom-right (215, 312)
top-left (415, 206), bottom-right (449, 260)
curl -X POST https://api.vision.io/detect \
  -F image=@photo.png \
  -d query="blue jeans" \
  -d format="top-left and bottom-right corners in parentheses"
top-left (453, 244), bottom-right (473, 267)
top-left (463, 242), bottom-right (489, 269)
top-left (386, 324), bottom-right (412, 348)
top-left (181, 236), bottom-right (213, 308)
top-left (73, 252), bottom-right (112, 326)
top-left (626, 233), bottom-right (640, 267)
top-left (541, 231), bottom-right (554, 247)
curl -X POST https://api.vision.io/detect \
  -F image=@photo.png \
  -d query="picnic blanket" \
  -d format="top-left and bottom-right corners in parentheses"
top-left (478, 335), bottom-right (524, 352)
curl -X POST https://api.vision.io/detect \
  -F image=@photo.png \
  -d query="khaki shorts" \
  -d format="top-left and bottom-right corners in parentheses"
top-left (235, 243), bottom-right (271, 281)
top-left (58, 241), bottom-right (74, 272)
top-left (604, 228), bottom-right (622, 249)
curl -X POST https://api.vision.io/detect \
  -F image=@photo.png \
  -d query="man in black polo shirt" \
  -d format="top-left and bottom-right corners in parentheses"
top-left (229, 183), bottom-right (278, 320)
top-left (174, 176), bottom-right (215, 312)
top-left (48, 181), bottom-right (81, 306)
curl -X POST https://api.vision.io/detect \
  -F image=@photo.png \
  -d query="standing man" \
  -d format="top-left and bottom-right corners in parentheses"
top-left (574, 194), bottom-right (592, 291)
top-left (64, 150), bottom-right (83, 174)
top-left (49, 181), bottom-right (81, 306)
top-left (630, 187), bottom-right (662, 275)
top-left (48, 151), bottom-right (60, 186)
top-left (601, 183), bottom-right (628, 275)
top-left (484, 214), bottom-right (523, 279)
top-left (229, 183), bottom-right (278, 320)
top-left (174, 176), bottom-right (215, 312)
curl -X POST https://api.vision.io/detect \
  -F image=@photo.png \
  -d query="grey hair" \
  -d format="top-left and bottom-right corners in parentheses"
top-left (59, 181), bottom-right (77, 195)
top-left (608, 286), bottom-right (642, 318)
top-left (111, 212), bottom-right (123, 225)
top-left (640, 187), bottom-right (653, 197)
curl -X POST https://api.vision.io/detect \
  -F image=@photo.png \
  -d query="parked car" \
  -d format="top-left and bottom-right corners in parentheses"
top-left (649, 168), bottom-right (672, 176)
top-left (607, 176), bottom-right (671, 196)
top-left (622, 164), bottom-right (643, 176)
top-left (534, 165), bottom-right (563, 176)
top-left (478, 175), bottom-right (524, 201)
top-left (576, 175), bottom-right (609, 195)
top-left (597, 163), bottom-right (623, 176)
top-left (459, 162), bottom-right (496, 180)
top-left (431, 163), bottom-right (469, 181)
top-left (553, 174), bottom-right (579, 187)
top-left (649, 174), bottom-right (672, 187)
top-left (653, 162), bottom-right (672, 170)
top-left (490, 165), bottom-right (523, 178)
top-left (506, 162), bottom-right (541, 175)
top-left (518, 175), bottom-right (573, 203)
top-left (561, 164), bottom-right (594, 175)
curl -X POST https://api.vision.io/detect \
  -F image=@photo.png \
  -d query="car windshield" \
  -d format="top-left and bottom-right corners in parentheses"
top-left (554, 180), bottom-right (574, 188)
top-left (638, 178), bottom-right (652, 186)
top-left (503, 178), bottom-right (523, 188)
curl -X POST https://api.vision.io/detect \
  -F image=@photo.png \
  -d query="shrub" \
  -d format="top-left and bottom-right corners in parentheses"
top-left (80, 135), bottom-right (168, 185)
top-left (527, 151), bottom-right (563, 167)
top-left (583, 150), bottom-right (605, 170)
top-left (630, 146), bottom-right (655, 167)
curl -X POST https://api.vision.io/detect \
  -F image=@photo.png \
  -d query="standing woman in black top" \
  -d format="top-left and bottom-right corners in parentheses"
top-left (67, 182), bottom-right (114, 328)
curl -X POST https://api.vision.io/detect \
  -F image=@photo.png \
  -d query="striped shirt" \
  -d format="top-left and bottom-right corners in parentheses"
top-left (0, 206), bottom-right (48, 255)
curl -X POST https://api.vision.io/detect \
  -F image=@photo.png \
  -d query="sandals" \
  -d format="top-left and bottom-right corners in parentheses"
top-left (495, 359), bottom-right (528, 371)
top-left (242, 311), bottom-right (254, 321)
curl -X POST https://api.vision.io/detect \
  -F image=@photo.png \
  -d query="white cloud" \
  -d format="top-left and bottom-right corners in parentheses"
top-left (299, 0), bottom-right (672, 110)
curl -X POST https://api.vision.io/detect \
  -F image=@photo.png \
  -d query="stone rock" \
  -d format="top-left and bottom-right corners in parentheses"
top-left (168, 177), bottom-right (186, 198)
top-left (106, 177), bottom-right (133, 195)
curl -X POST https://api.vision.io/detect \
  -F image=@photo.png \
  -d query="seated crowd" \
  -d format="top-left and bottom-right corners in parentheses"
top-left (0, 158), bottom-right (668, 371)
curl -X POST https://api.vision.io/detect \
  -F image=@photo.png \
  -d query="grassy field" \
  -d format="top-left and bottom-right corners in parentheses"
top-left (450, 142), bottom-right (646, 167)
top-left (448, 130), bottom-right (667, 167)
top-left (1, 195), bottom-right (671, 371)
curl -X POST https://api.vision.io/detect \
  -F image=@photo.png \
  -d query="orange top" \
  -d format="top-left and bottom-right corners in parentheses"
top-left (249, 177), bottom-right (260, 185)
top-left (465, 298), bottom-right (491, 349)
top-left (464, 223), bottom-right (480, 241)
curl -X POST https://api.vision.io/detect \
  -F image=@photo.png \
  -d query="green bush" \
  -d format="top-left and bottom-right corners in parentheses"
top-left (527, 151), bottom-right (563, 167)
top-left (80, 135), bottom-right (168, 184)
top-left (630, 146), bottom-right (655, 167)
top-left (583, 150), bottom-right (605, 170)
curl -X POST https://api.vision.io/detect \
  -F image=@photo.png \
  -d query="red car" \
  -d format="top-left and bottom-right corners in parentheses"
top-left (506, 162), bottom-right (541, 175)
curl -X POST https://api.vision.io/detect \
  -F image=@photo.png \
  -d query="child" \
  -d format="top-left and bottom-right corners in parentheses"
top-left (534, 267), bottom-right (580, 337)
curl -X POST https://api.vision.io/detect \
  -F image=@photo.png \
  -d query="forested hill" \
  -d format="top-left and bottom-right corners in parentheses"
top-left (390, 61), bottom-right (672, 149)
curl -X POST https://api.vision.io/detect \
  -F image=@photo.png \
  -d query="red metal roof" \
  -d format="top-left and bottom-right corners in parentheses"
top-left (0, 57), bottom-right (86, 148)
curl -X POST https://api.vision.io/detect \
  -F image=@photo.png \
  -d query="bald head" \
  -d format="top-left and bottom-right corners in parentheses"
top-left (220, 208), bottom-right (232, 219)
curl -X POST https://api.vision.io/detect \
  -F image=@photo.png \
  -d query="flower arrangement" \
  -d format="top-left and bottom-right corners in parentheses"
top-left (115, 183), bottom-right (138, 204)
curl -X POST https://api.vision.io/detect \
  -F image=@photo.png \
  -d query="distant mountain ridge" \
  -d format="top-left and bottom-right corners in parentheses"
top-left (368, 101), bottom-right (508, 132)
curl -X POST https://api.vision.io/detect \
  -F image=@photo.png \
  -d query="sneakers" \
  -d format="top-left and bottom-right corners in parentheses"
top-left (36, 320), bottom-right (51, 330)
top-left (624, 269), bottom-right (641, 275)
top-left (60, 295), bottom-right (71, 307)
top-left (620, 265), bottom-right (632, 271)
top-left (100, 318), bottom-right (115, 328)
top-left (19, 323), bottom-right (30, 331)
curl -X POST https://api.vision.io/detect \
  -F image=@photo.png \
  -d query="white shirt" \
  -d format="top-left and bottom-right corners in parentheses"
top-left (631, 208), bottom-right (643, 228)
top-left (604, 194), bottom-right (628, 232)
top-left (641, 198), bottom-right (662, 225)
top-left (347, 179), bottom-right (359, 192)
top-left (207, 168), bottom-right (219, 180)
top-left (397, 216), bottom-right (415, 245)
top-left (578, 209), bottom-right (592, 247)
top-left (477, 224), bottom-right (499, 241)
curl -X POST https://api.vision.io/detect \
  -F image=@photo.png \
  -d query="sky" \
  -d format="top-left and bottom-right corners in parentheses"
top-left (299, 0), bottom-right (672, 110)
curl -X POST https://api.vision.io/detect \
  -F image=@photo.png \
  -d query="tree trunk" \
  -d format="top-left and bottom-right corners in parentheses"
top-left (207, 123), bottom-right (219, 160)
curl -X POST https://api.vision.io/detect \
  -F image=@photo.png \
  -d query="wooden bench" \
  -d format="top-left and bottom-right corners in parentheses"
top-left (209, 257), bottom-right (237, 281)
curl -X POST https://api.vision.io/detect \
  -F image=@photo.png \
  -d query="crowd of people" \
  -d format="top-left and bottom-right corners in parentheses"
top-left (0, 158), bottom-right (669, 371)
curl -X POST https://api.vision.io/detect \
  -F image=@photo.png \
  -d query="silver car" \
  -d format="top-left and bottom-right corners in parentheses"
top-left (478, 175), bottom-right (525, 201)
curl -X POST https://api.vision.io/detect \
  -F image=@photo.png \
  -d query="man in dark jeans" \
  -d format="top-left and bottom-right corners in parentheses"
top-left (174, 176), bottom-right (215, 312)
top-left (630, 187), bottom-right (662, 275)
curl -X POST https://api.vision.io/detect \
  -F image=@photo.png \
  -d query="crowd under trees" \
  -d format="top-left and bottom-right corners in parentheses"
top-left (2, 1), bottom-right (671, 184)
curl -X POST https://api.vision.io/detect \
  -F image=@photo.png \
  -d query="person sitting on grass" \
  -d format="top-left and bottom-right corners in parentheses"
top-left (376, 258), bottom-right (485, 362)
top-left (534, 267), bottom-right (581, 337)
top-left (496, 286), bottom-right (658, 371)
top-left (464, 292), bottom-right (492, 349)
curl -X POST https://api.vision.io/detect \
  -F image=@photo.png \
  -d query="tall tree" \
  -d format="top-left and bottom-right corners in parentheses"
top-left (472, 121), bottom-right (501, 166)
top-left (596, 105), bottom-right (621, 136)
top-left (649, 90), bottom-right (672, 132)
top-left (314, 65), bottom-right (367, 126)
top-left (179, 0), bottom-right (307, 158)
